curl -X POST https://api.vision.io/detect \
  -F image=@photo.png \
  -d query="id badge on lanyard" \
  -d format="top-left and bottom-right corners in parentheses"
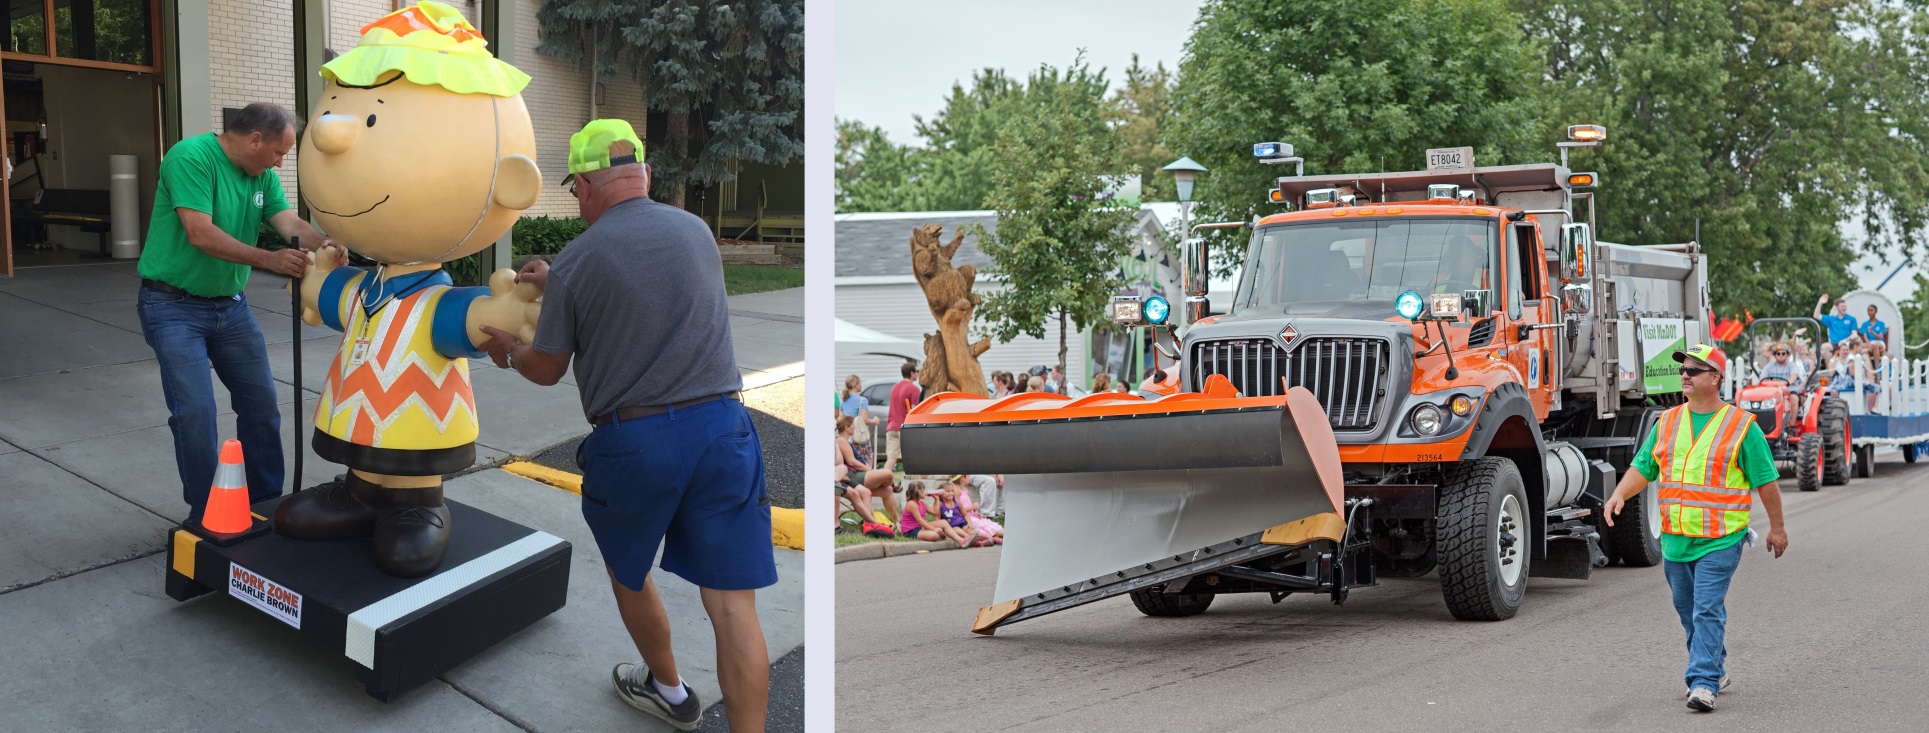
top-left (348, 309), bottom-right (375, 369)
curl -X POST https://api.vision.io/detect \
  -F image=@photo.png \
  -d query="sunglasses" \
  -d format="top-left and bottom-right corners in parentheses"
top-left (1773, 351), bottom-right (1790, 356)
top-left (1679, 366), bottom-right (1719, 378)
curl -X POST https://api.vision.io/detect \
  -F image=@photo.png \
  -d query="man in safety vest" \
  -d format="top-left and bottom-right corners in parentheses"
top-left (1604, 344), bottom-right (1789, 712)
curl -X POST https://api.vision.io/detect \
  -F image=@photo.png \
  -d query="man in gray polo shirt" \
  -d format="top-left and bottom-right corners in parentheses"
top-left (480, 120), bottom-right (774, 732)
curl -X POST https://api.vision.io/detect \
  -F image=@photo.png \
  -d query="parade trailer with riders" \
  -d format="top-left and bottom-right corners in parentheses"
top-left (904, 127), bottom-right (1728, 633)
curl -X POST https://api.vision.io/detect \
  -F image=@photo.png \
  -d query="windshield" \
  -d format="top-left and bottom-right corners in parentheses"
top-left (1236, 217), bottom-right (1499, 310)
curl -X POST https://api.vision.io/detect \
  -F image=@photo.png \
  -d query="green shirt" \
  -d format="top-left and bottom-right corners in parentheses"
top-left (1632, 406), bottom-right (1780, 562)
top-left (136, 133), bottom-right (291, 297)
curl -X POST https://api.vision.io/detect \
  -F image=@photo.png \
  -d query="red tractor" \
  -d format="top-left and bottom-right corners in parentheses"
top-left (1733, 317), bottom-right (1854, 491)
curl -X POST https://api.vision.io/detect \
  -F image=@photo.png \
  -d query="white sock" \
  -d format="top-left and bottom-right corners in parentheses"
top-left (652, 675), bottom-right (689, 705)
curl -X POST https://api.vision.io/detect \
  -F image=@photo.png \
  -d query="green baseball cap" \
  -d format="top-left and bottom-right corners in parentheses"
top-left (563, 119), bottom-right (645, 186)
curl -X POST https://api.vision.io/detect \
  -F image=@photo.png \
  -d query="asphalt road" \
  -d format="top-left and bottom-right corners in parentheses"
top-left (836, 455), bottom-right (1929, 731)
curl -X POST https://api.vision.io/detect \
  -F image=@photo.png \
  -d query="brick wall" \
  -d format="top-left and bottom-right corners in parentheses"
top-left (207, 0), bottom-right (298, 205)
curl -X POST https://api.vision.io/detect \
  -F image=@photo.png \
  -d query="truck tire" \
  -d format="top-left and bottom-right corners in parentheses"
top-left (1821, 398), bottom-right (1850, 485)
top-left (1129, 586), bottom-right (1215, 617)
top-left (1905, 444), bottom-right (1918, 464)
top-left (1855, 443), bottom-right (1876, 479)
top-left (1608, 483), bottom-right (1664, 567)
top-left (1438, 457), bottom-right (1530, 621)
top-left (1797, 432), bottom-right (1822, 492)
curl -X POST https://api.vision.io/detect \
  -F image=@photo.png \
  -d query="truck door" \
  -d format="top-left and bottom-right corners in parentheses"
top-left (1506, 221), bottom-right (1552, 418)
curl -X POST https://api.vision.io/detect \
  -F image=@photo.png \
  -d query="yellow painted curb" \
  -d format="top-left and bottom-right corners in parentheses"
top-left (500, 461), bottom-right (805, 550)
top-left (771, 507), bottom-right (805, 550)
top-left (500, 462), bottom-right (582, 494)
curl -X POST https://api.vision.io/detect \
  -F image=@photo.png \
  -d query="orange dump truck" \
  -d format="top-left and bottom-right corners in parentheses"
top-left (903, 132), bottom-right (1716, 633)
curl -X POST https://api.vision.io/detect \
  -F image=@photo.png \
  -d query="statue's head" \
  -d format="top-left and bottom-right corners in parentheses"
top-left (298, 1), bottom-right (540, 265)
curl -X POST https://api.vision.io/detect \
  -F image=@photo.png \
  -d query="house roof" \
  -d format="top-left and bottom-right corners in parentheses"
top-left (833, 210), bottom-right (999, 278)
top-left (833, 207), bottom-right (1169, 278)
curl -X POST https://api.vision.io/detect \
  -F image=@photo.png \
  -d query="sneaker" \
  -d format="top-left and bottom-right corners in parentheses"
top-left (1685, 675), bottom-right (1731, 698)
top-left (1686, 687), bottom-right (1716, 712)
top-left (612, 663), bottom-right (701, 730)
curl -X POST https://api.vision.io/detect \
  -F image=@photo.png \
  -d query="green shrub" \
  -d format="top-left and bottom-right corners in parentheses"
top-left (512, 216), bottom-right (589, 257)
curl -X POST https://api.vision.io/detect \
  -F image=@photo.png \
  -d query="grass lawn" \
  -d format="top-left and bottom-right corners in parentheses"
top-left (723, 263), bottom-right (805, 295)
top-left (833, 529), bottom-right (920, 549)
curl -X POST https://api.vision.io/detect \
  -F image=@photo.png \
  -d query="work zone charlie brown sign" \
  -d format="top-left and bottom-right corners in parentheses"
top-left (229, 563), bottom-right (302, 629)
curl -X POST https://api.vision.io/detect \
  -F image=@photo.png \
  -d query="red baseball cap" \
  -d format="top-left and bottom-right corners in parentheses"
top-left (1672, 344), bottom-right (1728, 373)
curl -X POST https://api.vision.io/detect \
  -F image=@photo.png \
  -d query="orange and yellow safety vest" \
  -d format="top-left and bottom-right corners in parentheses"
top-left (1651, 403), bottom-right (1755, 538)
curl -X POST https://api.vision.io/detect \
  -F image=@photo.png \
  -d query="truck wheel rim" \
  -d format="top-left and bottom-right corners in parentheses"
top-left (1498, 493), bottom-right (1524, 585)
top-left (1643, 485), bottom-right (1660, 540)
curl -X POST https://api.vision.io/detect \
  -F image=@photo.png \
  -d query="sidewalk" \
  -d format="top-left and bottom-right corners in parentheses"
top-left (0, 262), bottom-right (805, 731)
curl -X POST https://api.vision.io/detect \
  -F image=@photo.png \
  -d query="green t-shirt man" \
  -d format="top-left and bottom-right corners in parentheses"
top-left (1630, 407), bottom-right (1781, 562)
top-left (136, 133), bottom-right (291, 297)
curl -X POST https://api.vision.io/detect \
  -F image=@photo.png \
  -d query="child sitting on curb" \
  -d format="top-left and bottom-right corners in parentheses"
top-left (946, 475), bottom-right (1004, 542)
top-left (934, 483), bottom-right (994, 547)
top-left (900, 482), bottom-right (977, 548)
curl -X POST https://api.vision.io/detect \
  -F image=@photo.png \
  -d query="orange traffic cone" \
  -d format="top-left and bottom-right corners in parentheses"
top-left (189, 439), bottom-right (267, 544)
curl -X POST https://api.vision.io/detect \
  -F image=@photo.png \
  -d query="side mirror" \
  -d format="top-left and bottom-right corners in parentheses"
top-left (1561, 223), bottom-right (1592, 281)
top-left (1184, 295), bottom-right (1211, 325)
top-left (1561, 283), bottom-right (1592, 314)
top-left (1183, 237), bottom-right (1209, 297)
top-left (1461, 289), bottom-right (1493, 316)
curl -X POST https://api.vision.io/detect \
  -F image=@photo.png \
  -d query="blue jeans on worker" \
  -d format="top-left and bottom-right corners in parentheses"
top-left (137, 286), bottom-right (284, 520)
top-left (1664, 540), bottom-right (1744, 694)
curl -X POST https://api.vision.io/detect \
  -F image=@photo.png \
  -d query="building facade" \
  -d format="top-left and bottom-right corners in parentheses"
top-left (2, 0), bottom-right (802, 276)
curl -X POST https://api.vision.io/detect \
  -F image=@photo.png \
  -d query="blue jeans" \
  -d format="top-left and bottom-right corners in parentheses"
top-left (136, 286), bottom-right (284, 519)
top-left (1663, 540), bottom-right (1744, 694)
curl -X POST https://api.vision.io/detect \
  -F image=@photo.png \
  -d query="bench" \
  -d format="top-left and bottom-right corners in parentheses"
top-left (25, 188), bottom-right (113, 258)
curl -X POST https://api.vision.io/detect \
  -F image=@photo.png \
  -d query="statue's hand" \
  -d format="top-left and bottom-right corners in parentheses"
top-left (466, 268), bottom-right (543, 349)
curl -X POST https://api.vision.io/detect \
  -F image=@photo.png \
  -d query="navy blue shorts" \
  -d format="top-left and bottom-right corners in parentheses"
top-left (578, 398), bottom-right (777, 592)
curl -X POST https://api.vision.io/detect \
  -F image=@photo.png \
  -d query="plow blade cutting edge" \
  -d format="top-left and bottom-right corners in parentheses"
top-left (901, 385), bottom-right (1346, 625)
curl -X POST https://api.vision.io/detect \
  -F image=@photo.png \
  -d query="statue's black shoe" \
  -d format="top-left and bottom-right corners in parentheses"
top-left (273, 474), bottom-right (378, 540)
top-left (371, 485), bottom-right (451, 578)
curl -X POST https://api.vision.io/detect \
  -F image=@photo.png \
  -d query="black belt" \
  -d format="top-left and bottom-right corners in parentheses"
top-left (591, 392), bottom-right (741, 426)
top-left (142, 279), bottom-right (234, 300)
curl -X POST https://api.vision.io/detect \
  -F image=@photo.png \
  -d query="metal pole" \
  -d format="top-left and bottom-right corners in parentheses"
top-left (289, 238), bottom-right (304, 495)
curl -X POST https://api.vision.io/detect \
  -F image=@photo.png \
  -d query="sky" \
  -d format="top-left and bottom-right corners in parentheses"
top-left (836, 0), bottom-right (1207, 145)
top-left (832, 0), bottom-right (1916, 305)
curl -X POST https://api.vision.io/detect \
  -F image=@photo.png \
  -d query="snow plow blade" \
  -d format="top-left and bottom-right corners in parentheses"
top-left (900, 383), bottom-right (1346, 620)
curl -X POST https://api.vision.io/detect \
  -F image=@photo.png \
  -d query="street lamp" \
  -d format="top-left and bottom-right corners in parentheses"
top-left (1162, 156), bottom-right (1209, 249)
top-left (1162, 156), bottom-right (1208, 204)
top-left (1163, 157), bottom-right (1210, 330)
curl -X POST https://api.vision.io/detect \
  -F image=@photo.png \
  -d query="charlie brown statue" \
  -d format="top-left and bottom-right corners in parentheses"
top-left (275, 1), bottom-right (543, 577)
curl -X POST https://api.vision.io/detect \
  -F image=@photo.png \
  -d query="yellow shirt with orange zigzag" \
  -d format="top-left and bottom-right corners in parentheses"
top-left (314, 273), bottom-right (478, 450)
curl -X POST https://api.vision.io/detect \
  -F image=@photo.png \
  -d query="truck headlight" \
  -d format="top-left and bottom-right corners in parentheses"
top-left (1411, 404), bottom-right (1445, 436)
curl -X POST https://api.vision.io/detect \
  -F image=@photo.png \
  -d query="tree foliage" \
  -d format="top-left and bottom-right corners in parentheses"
top-left (1516, 0), bottom-right (1929, 317)
top-left (974, 59), bottom-right (1141, 378)
top-left (837, 64), bottom-right (1138, 213)
top-left (1170, 0), bottom-right (1545, 269)
top-left (1107, 55), bottom-right (1178, 203)
top-left (536, 0), bottom-right (805, 208)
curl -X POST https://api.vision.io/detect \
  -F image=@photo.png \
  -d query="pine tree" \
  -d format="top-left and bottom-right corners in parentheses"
top-left (536, 0), bottom-right (805, 208)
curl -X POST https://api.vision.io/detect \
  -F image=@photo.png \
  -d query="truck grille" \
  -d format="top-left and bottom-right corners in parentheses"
top-left (1190, 337), bottom-right (1390, 430)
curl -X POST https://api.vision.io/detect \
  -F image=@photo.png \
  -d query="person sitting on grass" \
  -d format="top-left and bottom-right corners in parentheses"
top-left (935, 481), bottom-right (995, 547)
top-left (900, 482), bottom-right (975, 548)
top-left (946, 475), bottom-right (1003, 543)
top-left (837, 415), bottom-right (900, 526)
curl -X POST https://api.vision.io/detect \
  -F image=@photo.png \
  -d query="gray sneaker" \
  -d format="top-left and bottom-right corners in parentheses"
top-left (1685, 675), bottom-right (1731, 698)
top-left (612, 663), bottom-right (701, 730)
top-left (1686, 687), bottom-right (1716, 712)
